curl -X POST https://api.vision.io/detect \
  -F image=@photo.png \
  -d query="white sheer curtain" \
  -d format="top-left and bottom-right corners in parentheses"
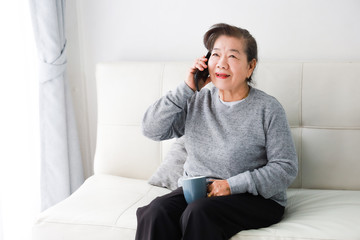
top-left (0, 1), bottom-right (40, 240)
top-left (29, 0), bottom-right (84, 211)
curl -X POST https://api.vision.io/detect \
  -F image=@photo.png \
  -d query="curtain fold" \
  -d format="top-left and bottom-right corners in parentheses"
top-left (29, 0), bottom-right (84, 211)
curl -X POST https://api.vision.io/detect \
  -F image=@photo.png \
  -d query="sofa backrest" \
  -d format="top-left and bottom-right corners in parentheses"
top-left (94, 61), bottom-right (360, 190)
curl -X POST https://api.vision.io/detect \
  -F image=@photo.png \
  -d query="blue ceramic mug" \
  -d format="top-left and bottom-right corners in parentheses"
top-left (182, 176), bottom-right (207, 204)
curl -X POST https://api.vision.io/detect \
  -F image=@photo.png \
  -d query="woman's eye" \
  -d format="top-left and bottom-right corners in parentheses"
top-left (229, 55), bottom-right (237, 58)
top-left (212, 53), bottom-right (219, 57)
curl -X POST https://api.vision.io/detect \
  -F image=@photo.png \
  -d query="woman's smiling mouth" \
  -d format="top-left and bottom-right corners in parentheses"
top-left (215, 73), bottom-right (230, 79)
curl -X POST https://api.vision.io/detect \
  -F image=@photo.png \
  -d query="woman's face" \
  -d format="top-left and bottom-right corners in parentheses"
top-left (208, 35), bottom-right (255, 93)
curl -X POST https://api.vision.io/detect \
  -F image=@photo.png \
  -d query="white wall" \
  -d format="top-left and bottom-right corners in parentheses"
top-left (66, 0), bottom-right (360, 177)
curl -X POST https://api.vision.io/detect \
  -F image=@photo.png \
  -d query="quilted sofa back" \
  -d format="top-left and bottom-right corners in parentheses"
top-left (94, 61), bottom-right (360, 190)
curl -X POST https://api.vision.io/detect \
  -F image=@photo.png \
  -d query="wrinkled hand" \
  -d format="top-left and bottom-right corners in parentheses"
top-left (207, 179), bottom-right (231, 197)
top-left (185, 56), bottom-right (211, 91)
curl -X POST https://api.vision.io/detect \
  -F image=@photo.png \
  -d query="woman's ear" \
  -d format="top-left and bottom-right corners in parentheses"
top-left (247, 59), bottom-right (257, 78)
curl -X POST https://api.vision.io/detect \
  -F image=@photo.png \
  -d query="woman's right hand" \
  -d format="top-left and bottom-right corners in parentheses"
top-left (185, 56), bottom-right (211, 91)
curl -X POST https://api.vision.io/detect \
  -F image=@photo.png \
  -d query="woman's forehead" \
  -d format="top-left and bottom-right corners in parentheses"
top-left (212, 35), bottom-right (245, 52)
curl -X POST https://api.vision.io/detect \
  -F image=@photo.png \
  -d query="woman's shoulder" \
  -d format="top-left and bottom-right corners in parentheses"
top-left (251, 87), bottom-right (284, 111)
top-left (192, 85), bottom-right (214, 100)
top-left (186, 85), bottom-right (214, 107)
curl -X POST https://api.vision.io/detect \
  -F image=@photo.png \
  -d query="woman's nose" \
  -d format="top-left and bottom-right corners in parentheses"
top-left (216, 57), bottom-right (228, 69)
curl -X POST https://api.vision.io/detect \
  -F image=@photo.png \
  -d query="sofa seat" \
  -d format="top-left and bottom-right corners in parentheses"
top-left (33, 174), bottom-right (360, 240)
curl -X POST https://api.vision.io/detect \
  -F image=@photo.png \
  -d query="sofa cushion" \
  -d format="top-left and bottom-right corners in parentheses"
top-left (148, 136), bottom-right (186, 190)
top-left (33, 175), bottom-right (360, 240)
top-left (33, 175), bottom-right (171, 240)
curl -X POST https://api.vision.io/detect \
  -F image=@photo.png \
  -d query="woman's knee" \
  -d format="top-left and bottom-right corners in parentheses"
top-left (137, 190), bottom-right (187, 224)
top-left (136, 202), bottom-right (183, 240)
top-left (181, 198), bottom-right (211, 226)
top-left (137, 203), bottom-right (167, 223)
top-left (180, 199), bottom-right (225, 239)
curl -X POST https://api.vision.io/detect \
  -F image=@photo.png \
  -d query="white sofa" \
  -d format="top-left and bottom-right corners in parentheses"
top-left (33, 61), bottom-right (360, 240)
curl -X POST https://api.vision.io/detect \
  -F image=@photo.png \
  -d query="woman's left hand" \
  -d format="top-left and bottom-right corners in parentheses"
top-left (207, 179), bottom-right (231, 197)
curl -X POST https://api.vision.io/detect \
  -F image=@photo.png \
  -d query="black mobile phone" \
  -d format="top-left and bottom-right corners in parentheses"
top-left (194, 52), bottom-right (211, 91)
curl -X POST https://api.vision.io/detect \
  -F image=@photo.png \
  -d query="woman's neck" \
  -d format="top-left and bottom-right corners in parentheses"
top-left (219, 85), bottom-right (250, 102)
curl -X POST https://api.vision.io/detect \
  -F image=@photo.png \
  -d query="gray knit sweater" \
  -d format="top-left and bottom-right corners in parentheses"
top-left (142, 82), bottom-right (298, 206)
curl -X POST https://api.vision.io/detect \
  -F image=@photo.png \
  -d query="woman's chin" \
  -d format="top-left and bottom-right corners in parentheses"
top-left (214, 84), bottom-right (230, 91)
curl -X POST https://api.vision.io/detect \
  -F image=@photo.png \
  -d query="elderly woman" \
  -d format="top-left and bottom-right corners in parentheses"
top-left (136, 23), bottom-right (298, 240)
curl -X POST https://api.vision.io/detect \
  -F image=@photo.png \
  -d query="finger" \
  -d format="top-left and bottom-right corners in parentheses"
top-left (207, 184), bottom-right (215, 197)
top-left (200, 56), bottom-right (208, 62)
top-left (193, 58), bottom-right (205, 65)
top-left (207, 189), bottom-right (214, 197)
top-left (195, 63), bottom-right (207, 71)
top-left (199, 60), bottom-right (208, 69)
top-left (196, 65), bottom-right (205, 71)
top-left (194, 58), bottom-right (208, 70)
top-left (192, 63), bottom-right (203, 72)
top-left (207, 183), bottom-right (213, 192)
top-left (189, 66), bottom-right (198, 74)
top-left (190, 61), bottom-right (203, 73)
top-left (209, 184), bottom-right (220, 197)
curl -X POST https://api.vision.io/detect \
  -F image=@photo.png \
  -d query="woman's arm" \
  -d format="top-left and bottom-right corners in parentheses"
top-left (142, 57), bottom-right (211, 141)
top-left (142, 81), bottom-right (194, 141)
top-left (227, 103), bottom-right (298, 198)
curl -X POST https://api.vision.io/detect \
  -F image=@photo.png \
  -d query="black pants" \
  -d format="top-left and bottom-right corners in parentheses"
top-left (135, 187), bottom-right (284, 240)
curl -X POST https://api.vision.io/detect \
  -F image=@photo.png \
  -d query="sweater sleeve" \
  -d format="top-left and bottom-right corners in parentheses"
top-left (227, 102), bottom-right (298, 198)
top-left (142, 82), bottom-right (195, 141)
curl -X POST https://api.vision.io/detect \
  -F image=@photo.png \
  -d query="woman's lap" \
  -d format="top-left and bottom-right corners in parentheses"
top-left (136, 187), bottom-right (284, 240)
